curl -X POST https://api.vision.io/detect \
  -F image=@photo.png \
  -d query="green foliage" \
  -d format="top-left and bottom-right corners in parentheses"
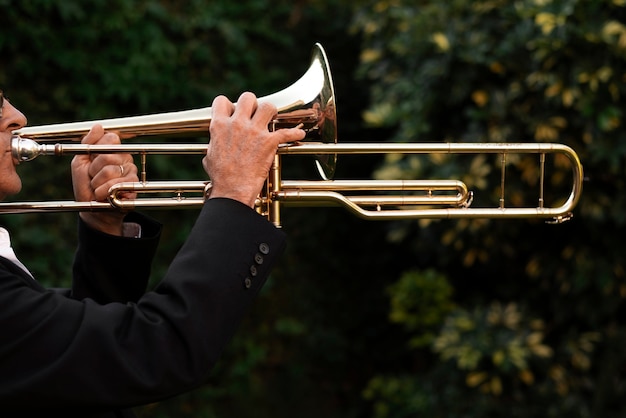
top-left (363, 375), bottom-right (432, 418)
top-left (351, 0), bottom-right (626, 417)
top-left (433, 302), bottom-right (552, 395)
top-left (2, 0), bottom-right (626, 417)
top-left (387, 269), bottom-right (456, 347)
top-left (1, 0), bottom-right (302, 121)
top-left (364, 304), bottom-right (607, 418)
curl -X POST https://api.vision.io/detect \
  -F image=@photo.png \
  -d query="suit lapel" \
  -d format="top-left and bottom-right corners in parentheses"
top-left (0, 256), bottom-right (44, 290)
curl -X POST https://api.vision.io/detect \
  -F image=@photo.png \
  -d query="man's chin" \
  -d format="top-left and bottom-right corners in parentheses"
top-left (1, 181), bottom-right (23, 201)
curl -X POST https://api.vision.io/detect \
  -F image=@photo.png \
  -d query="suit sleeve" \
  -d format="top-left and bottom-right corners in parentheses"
top-left (70, 211), bottom-right (162, 303)
top-left (0, 198), bottom-right (286, 412)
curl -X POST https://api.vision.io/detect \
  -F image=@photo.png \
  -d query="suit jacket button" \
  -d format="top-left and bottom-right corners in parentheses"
top-left (259, 243), bottom-right (270, 254)
top-left (244, 277), bottom-right (252, 288)
top-left (250, 265), bottom-right (258, 276)
top-left (255, 253), bottom-right (264, 265)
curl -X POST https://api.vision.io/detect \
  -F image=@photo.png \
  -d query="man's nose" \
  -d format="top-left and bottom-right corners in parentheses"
top-left (0, 101), bottom-right (28, 133)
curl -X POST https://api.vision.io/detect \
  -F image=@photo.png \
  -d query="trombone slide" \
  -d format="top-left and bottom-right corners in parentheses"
top-left (4, 139), bottom-right (584, 226)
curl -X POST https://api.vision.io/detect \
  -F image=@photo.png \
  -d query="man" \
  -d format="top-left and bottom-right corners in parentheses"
top-left (0, 90), bottom-right (305, 416)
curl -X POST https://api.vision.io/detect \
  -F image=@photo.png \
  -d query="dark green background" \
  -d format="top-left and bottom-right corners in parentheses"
top-left (1, 1), bottom-right (624, 417)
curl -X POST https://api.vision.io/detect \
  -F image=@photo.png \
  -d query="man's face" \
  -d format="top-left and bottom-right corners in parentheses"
top-left (0, 91), bottom-right (28, 200)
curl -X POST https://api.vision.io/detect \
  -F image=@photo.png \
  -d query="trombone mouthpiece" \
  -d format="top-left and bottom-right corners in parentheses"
top-left (11, 136), bottom-right (45, 163)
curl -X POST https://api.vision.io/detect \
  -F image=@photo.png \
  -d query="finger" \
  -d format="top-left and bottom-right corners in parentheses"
top-left (232, 92), bottom-right (258, 119)
top-left (250, 100), bottom-right (279, 128)
top-left (87, 153), bottom-right (134, 179)
top-left (93, 162), bottom-right (137, 183)
top-left (90, 163), bottom-right (138, 201)
top-left (211, 95), bottom-right (235, 119)
top-left (274, 127), bottom-right (307, 145)
top-left (110, 162), bottom-right (135, 179)
top-left (81, 124), bottom-right (105, 145)
top-left (78, 128), bottom-right (124, 170)
top-left (93, 131), bottom-right (122, 146)
top-left (73, 124), bottom-right (106, 167)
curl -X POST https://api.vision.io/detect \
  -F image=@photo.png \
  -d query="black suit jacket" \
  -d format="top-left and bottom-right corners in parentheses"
top-left (0, 198), bottom-right (286, 417)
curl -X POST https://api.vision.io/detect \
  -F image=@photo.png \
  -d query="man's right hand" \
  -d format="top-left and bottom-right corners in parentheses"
top-left (203, 92), bottom-right (306, 208)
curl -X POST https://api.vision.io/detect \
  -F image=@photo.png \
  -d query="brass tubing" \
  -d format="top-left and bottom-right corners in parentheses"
top-left (0, 201), bottom-right (113, 213)
top-left (274, 190), bottom-right (578, 221)
top-left (108, 181), bottom-right (209, 210)
top-left (279, 180), bottom-right (470, 207)
top-left (104, 179), bottom-right (470, 210)
top-left (268, 154), bottom-right (282, 226)
top-left (3, 140), bottom-right (583, 224)
top-left (12, 139), bottom-right (583, 160)
top-left (539, 152), bottom-right (546, 208)
top-left (500, 153), bottom-right (506, 209)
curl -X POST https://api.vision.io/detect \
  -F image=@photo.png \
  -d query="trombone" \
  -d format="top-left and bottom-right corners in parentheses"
top-left (7, 43), bottom-right (584, 227)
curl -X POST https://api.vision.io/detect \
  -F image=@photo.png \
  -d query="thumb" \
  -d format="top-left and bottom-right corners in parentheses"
top-left (71, 124), bottom-right (105, 169)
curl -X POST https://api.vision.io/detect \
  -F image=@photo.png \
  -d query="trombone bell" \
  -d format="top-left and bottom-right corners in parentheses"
top-left (13, 43), bottom-right (338, 180)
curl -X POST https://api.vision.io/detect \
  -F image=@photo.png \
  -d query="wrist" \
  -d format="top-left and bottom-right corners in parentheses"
top-left (208, 185), bottom-right (260, 209)
top-left (79, 212), bottom-right (125, 236)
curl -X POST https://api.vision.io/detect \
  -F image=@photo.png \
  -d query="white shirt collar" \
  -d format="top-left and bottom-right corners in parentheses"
top-left (0, 226), bottom-right (12, 249)
top-left (0, 226), bottom-right (34, 278)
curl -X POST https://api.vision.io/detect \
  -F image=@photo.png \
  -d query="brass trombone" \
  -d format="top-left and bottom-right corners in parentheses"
top-left (7, 43), bottom-right (584, 227)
